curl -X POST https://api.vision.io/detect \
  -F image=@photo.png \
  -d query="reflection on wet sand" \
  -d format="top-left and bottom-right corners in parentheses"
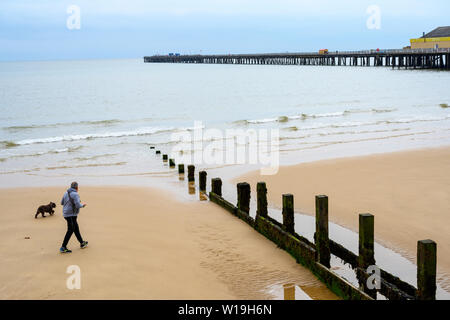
top-left (199, 191), bottom-right (208, 201)
top-left (188, 181), bottom-right (196, 195)
top-left (266, 283), bottom-right (314, 300)
top-left (283, 284), bottom-right (313, 300)
top-left (283, 284), bottom-right (295, 300)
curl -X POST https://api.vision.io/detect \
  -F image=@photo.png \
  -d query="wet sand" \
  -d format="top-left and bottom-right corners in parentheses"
top-left (0, 186), bottom-right (337, 300)
top-left (238, 146), bottom-right (450, 290)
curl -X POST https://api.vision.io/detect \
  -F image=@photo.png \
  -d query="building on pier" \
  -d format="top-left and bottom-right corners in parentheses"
top-left (410, 26), bottom-right (450, 49)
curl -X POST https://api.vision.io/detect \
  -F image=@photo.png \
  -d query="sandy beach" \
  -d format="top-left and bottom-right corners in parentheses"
top-left (237, 146), bottom-right (450, 290)
top-left (0, 186), bottom-right (337, 300)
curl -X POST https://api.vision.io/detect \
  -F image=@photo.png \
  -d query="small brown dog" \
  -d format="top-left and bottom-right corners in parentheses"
top-left (35, 202), bottom-right (56, 218)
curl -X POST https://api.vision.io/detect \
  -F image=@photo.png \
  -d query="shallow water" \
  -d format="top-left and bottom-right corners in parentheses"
top-left (1, 59), bottom-right (450, 187)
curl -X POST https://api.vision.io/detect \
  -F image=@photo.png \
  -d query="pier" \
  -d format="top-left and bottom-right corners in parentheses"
top-left (144, 48), bottom-right (450, 70)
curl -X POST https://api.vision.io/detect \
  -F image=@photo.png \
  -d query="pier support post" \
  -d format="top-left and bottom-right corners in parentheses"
top-left (315, 195), bottom-right (330, 268)
top-left (211, 178), bottom-right (222, 196)
top-left (178, 164), bottom-right (185, 174)
top-left (199, 171), bottom-right (207, 192)
top-left (417, 240), bottom-right (437, 300)
top-left (169, 159), bottom-right (175, 168)
top-left (282, 194), bottom-right (295, 234)
top-left (162, 154), bottom-right (168, 161)
top-left (256, 182), bottom-right (268, 218)
top-left (187, 165), bottom-right (195, 182)
top-left (237, 182), bottom-right (251, 214)
top-left (156, 150), bottom-right (161, 154)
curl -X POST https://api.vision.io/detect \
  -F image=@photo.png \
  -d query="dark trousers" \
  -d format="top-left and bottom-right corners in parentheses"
top-left (62, 216), bottom-right (83, 247)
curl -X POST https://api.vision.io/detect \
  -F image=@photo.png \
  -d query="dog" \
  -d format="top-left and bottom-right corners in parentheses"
top-left (35, 202), bottom-right (56, 218)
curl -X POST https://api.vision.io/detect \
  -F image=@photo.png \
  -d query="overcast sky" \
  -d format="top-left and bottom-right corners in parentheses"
top-left (0, 0), bottom-right (448, 61)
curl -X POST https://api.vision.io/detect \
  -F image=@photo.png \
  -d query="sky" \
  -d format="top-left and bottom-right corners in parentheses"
top-left (0, 0), bottom-right (449, 61)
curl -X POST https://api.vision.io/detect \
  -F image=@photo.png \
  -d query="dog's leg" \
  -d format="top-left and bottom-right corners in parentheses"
top-left (35, 210), bottom-right (39, 219)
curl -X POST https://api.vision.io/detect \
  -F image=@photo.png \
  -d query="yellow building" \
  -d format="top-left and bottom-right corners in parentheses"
top-left (410, 26), bottom-right (450, 49)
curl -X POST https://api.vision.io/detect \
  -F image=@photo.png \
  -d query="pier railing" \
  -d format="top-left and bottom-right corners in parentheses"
top-left (144, 48), bottom-right (450, 69)
top-left (152, 149), bottom-right (438, 300)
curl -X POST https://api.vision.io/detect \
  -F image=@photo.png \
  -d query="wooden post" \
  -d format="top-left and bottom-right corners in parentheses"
top-left (178, 164), bottom-right (185, 174)
top-left (282, 194), bottom-right (294, 234)
top-left (417, 239), bottom-right (437, 300)
top-left (211, 178), bottom-right (222, 196)
top-left (315, 195), bottom-right (330, 268)
top-left (187, 165), bottom-right (195, 182)
top-left (156, 150), bottom-right (161, 154)
top-left (199, 171), bottom-right (207, 192)
top-left (150, 146), bottom-right (155, 149)
top-left (169, 159), bottom-right (175, 167)
top-left (162, 154), bottom-right (168, 161)
top-left (237, 182), bottom-right (251, 214)
top-left (359, 214), bottom-right (375, 268)
top-left (358, 213), bottom-right (376, 298)
top-left (256, 182), bottom-right (268, 218)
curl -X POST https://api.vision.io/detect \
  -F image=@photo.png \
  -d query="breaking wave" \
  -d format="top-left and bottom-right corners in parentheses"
top-left (14, 127), bottom-right (177, 146)
top-left (233, 108), bottom-right (397, 125)
top-left (2, 119), bottom-right (124, 132)
top-left (4, 146), bottom-right (83, 160)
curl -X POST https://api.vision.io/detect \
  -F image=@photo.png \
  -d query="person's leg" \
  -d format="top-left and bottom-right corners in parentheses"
top-left (72, 216), bottom-right (84, 244)
top-left (62, 217), bottom-right (74, 248)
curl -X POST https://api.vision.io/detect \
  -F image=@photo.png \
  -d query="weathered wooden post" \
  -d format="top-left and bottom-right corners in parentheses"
top-left (162, 154), bottom-right (168, 161)
top-left (256, 182), bottom-right (268, 218)
top-left (211, 178), bottom-right (222, 196)
top-left (169, 158), bottom-right (175, 168)
top-left (187, 165), bottom-right (195, 182)
top-left (199, 171), bottom-right (207, 192)
top-left (150, 146), bottom-right (155, 149)
top-left (358, 213), bottom-right (376, 298)
top-left (237, 182), bottom-right (251, 214)
top-left (359, 214), bottom-right (375, 268)
top-left (282, 194), bottom-right (295, 234)
top-left (315, 195), bottom-right (330, 268)
top-left (156, 150), bottom-right (161, 154)
top-left (417, 240), bottom-right (437, 300)
top-left (178, 164), bottom-right (185, 174)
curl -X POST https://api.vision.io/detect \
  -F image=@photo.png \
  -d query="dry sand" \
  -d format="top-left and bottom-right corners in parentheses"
top-left (0, 186), bottom-right (337, 300)
top-left (238, 146), bottom-right (450, 289)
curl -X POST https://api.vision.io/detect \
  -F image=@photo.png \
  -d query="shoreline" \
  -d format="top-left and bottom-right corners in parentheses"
top-left (236, 145), bottom-right (450, 292)
top-left (0, 185), bottom-right (337, 300)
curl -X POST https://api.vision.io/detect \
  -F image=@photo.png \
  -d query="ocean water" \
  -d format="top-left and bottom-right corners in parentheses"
top-left (1, 58), bottom-right (450, 187)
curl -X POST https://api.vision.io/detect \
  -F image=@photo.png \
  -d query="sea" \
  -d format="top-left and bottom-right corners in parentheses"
top-left (1, 58), bottom-right (450, 188)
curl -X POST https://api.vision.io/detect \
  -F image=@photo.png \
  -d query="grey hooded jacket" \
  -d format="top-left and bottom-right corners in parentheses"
top-left (61, 188), bottom-right (83, 217)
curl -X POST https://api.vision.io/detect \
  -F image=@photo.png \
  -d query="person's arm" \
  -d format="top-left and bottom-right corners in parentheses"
top-left (61, 194), bottom-right (65, 206)
top-left (73, 193), bottom-right (85, 209)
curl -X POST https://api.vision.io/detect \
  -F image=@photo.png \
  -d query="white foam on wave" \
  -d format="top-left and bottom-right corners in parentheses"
top-left (15, 127), bottom-right (176, 146)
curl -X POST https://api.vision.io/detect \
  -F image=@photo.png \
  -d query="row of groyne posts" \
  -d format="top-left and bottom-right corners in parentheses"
top-left (150, 146), bottom-right (438, 300)
top-left (144, 49), bottom-right (450, 70)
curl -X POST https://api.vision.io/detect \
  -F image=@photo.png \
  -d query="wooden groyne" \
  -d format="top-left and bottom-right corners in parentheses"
top-left (144, 48), bottom-right (450, 70)
top-left (151, 147), bottom-right (438, 300)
